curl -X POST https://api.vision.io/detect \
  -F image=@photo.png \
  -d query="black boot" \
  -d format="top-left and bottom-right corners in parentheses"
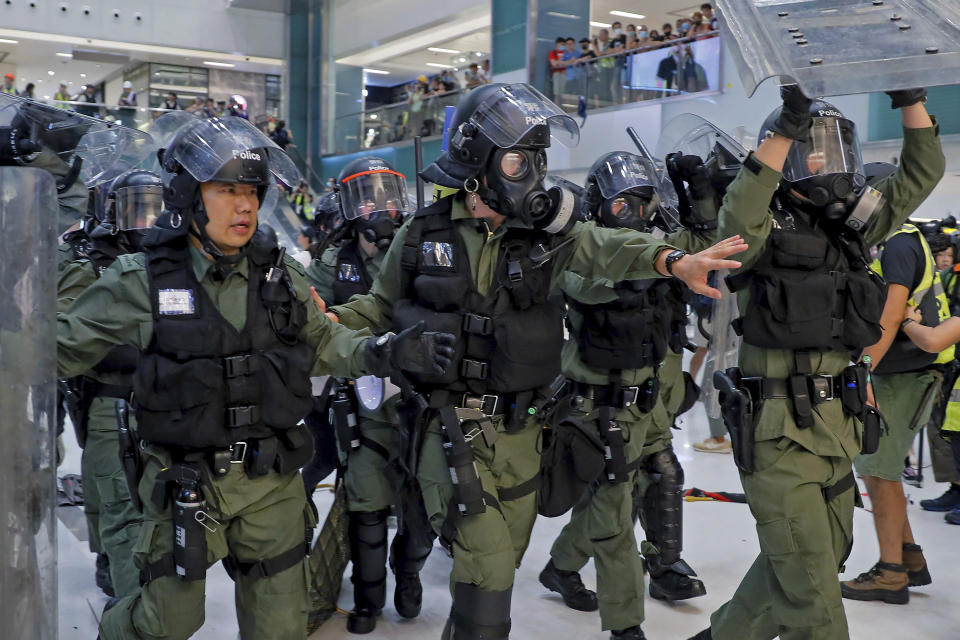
top-left (646, 555), bottom-right (706, 601)
top-left (347, 510), bottom-right (389, 634)
top-left (95, 553), bottom-right (115, 597)
top-left (389, 528), bottom-right (434, 618)
top-left (448, 582), bottom-right (512, 640)
top-left (539, 558), bottom-right (598, 612)
top-left (611, 625), bottom-right (646, 639)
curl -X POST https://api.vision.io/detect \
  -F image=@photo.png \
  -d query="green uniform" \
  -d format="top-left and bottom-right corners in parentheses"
top-left (331, 198), bottom-right (673, 601)
top-left (549, 226), bottom-right (711, 631)
top-left (58, 245), bottom-right (371, 640)
top-left (58, 250), bottom-right (144, 597)
top-left (707, 124), bottom-right (944, 640)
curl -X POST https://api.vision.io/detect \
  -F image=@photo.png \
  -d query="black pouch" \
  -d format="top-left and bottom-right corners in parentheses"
top-left (840, 364), bottom-right (868, 416)
top-left (537, 420), bottom-right (605, 517)
top-left (714, 368), bottom-right (756, 473)
top-left (275, 423), bottom-right (316, 474)
top-left (860, 405), bottom-right (882, 455)
top-left (635, 377), bottom-right (660, 413)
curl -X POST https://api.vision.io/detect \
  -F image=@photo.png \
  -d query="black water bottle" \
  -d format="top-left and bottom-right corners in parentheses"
top-left (173, 475), bottom-right (207, 581)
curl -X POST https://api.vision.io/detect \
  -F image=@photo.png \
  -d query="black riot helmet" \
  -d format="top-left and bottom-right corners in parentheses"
top-left (420, 82), bottom-right (580, 229)
top-left (760, 99), bottom-right (866, 222)
top-left (584, 151), bottom-right (675, 233)
top-left (102, 169), bottom-right (163, 231)
top-left (158, 116), bottom-right (300, 259)
top-left (336, 155), bottom-right (407, 250)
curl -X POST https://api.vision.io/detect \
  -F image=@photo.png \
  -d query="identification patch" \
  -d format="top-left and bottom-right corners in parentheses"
top-left (422, 241), bottom-right (454, 268)
top-left (337, 263), bottom-right (362, 282)
top-left (157, 289), bottom-right (196, 315)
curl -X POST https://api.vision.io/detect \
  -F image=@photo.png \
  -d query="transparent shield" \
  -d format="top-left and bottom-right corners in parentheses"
top-left (716, 0), bottom-right (960, 97)
top-left (0, 167), bottom-right (58, 640)
top-left (140, 111), bottom-right (201, 173)
top-left (76, 127), bottom-right (156, 188)
top-left (471, 83), bottom-right (580, 148)
top-left (656, 113), bottom-right (750, 166)
top-left (115, 186), bottom-right (164, 230)
top-left (782, 117), bottom-right (863, 182)
top-left (594, 151), bottom-right (658, 200)
top-left (338, 170), bottom-right (410, 221)
top-left (163, 116), bottom-right (301, 187)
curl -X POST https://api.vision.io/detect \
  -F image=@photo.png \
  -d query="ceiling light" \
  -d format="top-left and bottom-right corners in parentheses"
top-left (547, 11), bottom-right (579, 19)
top-left (474, 52), bottom-right (483, 57)
top-left (427, 47), bottom-right (460, 54)
top-left (56, 52), bottom-right (72, 58)
top-left (43, 95), bottom-right (50, 99)
top-left (0, 38), bottom-right (18, 44)
top-left (456, 57), bottom-right (467, 63)
top-left (363, 68), bottom-right (389, 75)
top-left (370, 113), bottom-right (378, 119)
top-left (426, 62), bottom-right (454, 68)
top-left (203, 61), bottom-right (235, 68)
top-left (590, 21), bottom-right (611, 28)
top-left (610, 10), bottom-right (645, 20)
top-left (80, 73), bottom-right (86, 78)
top-left (361, 89), bottom-right (368, 96)
top-left (47, 70), bottom-right (54, 76)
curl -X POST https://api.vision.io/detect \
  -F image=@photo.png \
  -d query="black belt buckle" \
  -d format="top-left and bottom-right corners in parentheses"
top-left (462, 313), bottom-right (493, 335)
top-left (227, 405), bottom-right (260, 427)
top-left (460, 359), bottom-right (489, 380)
top-left (461, 393), bottom-right (500, 416)
top-left (808, 375), bottom-right (835, 404)
top-left (619, 386), bottom-right (640, 408)
top-left (224, 355), bottom-right (254, 378)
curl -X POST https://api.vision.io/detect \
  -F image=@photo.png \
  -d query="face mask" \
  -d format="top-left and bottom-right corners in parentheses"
top-left (639, 31), bottom-right (648, 39)
top-left (792, 173), bottom-right (871, 226)
top-left (582, 44), bottom-right (590, 50)
top-left (599, 192), bottom-right (656, 232)
top-left (557, 45), bottom-right (565, 51)
top-left (682, 22), bottom-right (691, 31)
top-left (613, 28), bottom-right (622, 36)
top-left (481, 147), bottom-right (550, 227)
top-left (355, 211), bottom-right (400, 250)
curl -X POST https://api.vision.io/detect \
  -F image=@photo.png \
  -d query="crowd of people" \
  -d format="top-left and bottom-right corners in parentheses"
top-left (548, 4), bottom-right (717, 108)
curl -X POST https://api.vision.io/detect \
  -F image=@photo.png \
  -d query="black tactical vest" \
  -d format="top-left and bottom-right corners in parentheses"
top-left (133, 228), bottom-right (315, 450)
top-left (64, 229), bottom-right (140, 378)
top-left (393, 196), bottom-right (564, 394)
top-left (727, 207), bottom-right (886, 352)
top-left (331, 242), bottom-right (373, 305)
top-left (569, 279), bottom-right (675, 371)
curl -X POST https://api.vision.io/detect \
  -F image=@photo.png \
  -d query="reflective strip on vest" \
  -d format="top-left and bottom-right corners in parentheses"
top-left (944, 376), bottom-right (960, 433)
top-left (873, 224), bottom-right (955, 364)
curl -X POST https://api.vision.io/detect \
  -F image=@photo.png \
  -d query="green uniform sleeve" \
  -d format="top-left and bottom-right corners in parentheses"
top-left (864, 123), bottom-right (946, 247)
top-left (553, 220), bottom-right (674, 288)
top-left (716, 156), bottom-right (782, 271)
top-left (57, 254), bottom-right (152, 378)
top-left (665, 213), bottom-right (717, 253)
top-left (284, 255), bottom-right (372, 378)
top-left (57, 259), bottom-right (97, 313)
top-left (329, 220), bottom-right (410, 333)
top-left (303, 246), bottom-right (338, 305)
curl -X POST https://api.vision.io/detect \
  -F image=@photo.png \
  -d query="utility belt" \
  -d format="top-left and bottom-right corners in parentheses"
top-left (571, 377), bottom-right (660, 413)
top-left (714, 363), bottom-right (883, 474)
top-left (83, 377), bottom-right (133, 400)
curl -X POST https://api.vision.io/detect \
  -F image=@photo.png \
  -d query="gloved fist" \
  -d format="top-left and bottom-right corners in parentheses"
top-left (364, 321), bottom-right (457, 377)
top-left (885, 88), bottom-right (927, 110)
top-left (675, 154), bottom-right (713, 201)
top-left (0, 126), bottom-right (40, 162)
top-left (769, 84), bottom-right (813, 143)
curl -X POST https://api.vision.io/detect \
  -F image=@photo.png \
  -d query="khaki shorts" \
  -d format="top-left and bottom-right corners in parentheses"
top-left (856, 369), bottom-right (942, 481)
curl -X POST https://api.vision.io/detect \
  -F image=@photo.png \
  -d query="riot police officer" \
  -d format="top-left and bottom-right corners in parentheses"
top-left (305, 156), bottom-right (433, 634)
top-left (56, 116), bottom-right (456, 640)
top-left (58, 169), bottom-right (164, 599)
top-left (539, 148), bottom-right (713, 640)
top-left (691, 86), bottom-right (944, 640)
top-left (324, 82), bottom-right (745, 640)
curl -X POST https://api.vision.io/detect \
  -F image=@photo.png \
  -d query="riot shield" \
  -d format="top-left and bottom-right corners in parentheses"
top-left (0, 167), bottom-right (58, 640)
top-left (655, 113), bottom-right (749, 166)
top-left (716, 0), bottom-right (960, 97)
top-left (700, 272), bottom-right (741, 422)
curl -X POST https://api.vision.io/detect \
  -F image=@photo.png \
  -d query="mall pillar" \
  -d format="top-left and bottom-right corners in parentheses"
top-left (491, 0), bottom-right (588, 93)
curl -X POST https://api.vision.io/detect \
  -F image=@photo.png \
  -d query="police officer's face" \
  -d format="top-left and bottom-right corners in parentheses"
top-left (199, 181), bottom-right (259, 254)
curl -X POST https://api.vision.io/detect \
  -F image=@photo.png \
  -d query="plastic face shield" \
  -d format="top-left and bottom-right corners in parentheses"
top-left (656, 113), bottom-right (749, 166)
top-left (163, 116), bottom-right (300, 188)
top-left (114, 185), bottom-right (163, 230)
top-left (339, 169), bottom-right (410, 221)
top-left (782, 116), bottom-right (864, 183)
top-left (470, 83), bottom-right (580, 148)
top-left (595, 152), bottom-right (658, 200)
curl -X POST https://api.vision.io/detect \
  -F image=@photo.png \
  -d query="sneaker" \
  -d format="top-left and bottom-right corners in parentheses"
top-left (693, 436), bottom-right (732, 454)
top-left (901, 543), bottom-right (932, 587)
top-left (539, 559), bottom-right (599, 612)
top-left (919, 485), bottom-right (960, 512)
top-left (611, 626), bottom-right (646, 639)
top-left (945, 508), bottom-right (960, 525)
top-left (840, 561), bottom-right (909, 604)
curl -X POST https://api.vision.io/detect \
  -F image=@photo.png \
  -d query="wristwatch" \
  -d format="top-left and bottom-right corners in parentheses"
top-left (664, 249), bottom-right (687, 277)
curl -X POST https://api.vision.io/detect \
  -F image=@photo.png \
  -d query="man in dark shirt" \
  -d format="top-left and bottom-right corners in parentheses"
top-left (843, 224), bottom-right (947, 604)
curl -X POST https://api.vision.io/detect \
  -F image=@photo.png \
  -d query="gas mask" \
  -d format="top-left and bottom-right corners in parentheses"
top-left (600, 188), bottom-right (661, 232)
top-left (354, 209), bottom-right (400, 250)
top-left (791, 174), bottom-right (883, 233)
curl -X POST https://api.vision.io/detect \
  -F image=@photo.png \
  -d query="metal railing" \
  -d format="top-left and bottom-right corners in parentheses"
top-left (27, 98), bottom-right (234, 130)
top-left (545, 31), bottom-right (721, 113)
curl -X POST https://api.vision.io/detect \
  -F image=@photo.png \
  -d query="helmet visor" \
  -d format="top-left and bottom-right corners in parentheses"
top-left (594, 151), bottom-right (659, 200)
top-left (76, 127), bottom-right (156, 188)
top-left (114, 185), bottom-right (163, 230)
top-left (783, 117), bottom-right (864, 183)
top-left (470, 83), bottom-right (579, 149)
top-left (162, 116), bottom-right (300, 187)
top-left (339, 169), bottom-right (410, 220)
top-left (655, 113), bottom-right (749, 166)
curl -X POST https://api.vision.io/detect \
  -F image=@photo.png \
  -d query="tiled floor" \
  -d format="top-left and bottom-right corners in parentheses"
top-left (58, 400), bottom-right (960, 639)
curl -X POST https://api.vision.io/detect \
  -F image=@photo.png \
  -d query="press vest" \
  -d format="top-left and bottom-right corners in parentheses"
top-left (133, 228), bottom-right (315, 450)
top-left (331, 242), bottom-right (373, 305)
top-left (394, 196), bottom-right (564, 394)
top-left (943, 373), bottom-right (960, 434)
top-left (872, 224), bottom-right (954, 374)
top-left (727, 206), bottom-right (886, 352)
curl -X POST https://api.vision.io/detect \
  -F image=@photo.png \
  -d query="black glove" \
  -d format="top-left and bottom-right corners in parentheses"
top-left (769, 85), bottom-right (813, 142)
top-left (364, 321), bottom-right (456, 377)
top-left (885, 88), bottom-right (927, 110)
top-left (0, 125), bottom-right (41, 162)
top-left (675, 154), bottom-right (713, 201)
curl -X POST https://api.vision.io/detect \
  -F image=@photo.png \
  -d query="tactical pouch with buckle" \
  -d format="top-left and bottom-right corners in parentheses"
top-left (713, 368), bottom-right (756, 474)
top-left (860, 405), bottom-right (883, 455)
